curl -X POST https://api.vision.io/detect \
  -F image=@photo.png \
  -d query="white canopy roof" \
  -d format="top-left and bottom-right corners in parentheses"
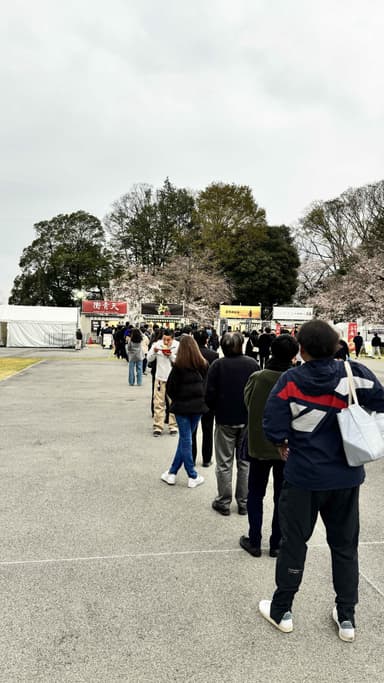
top-left (0, 305), bottom-right (78, 323)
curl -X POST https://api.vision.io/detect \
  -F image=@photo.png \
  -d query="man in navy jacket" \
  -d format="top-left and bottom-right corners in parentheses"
top-left (259, 320), bottom-right (384, 642)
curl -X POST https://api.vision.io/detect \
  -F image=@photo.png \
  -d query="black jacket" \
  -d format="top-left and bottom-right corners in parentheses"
top-left (199, 346), bottom-right (219, 365)
top-left (206, 355), bottom-right (259, 425)
top-left (166, 366), bottom-right (209, 415)
top-left (334, 339), bottom-right (350, 361)
top-left (258, 332), bottom-right (273, 354)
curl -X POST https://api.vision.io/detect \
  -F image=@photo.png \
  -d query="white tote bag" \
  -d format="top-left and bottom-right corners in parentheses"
top-left (337, 361), bottom-right (384, 467)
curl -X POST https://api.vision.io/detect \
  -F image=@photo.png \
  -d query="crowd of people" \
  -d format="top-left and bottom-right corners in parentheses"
top-left (99, 318), bottom-right (384, 643)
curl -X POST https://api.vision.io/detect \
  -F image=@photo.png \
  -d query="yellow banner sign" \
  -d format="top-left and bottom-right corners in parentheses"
top-left (219, 305), bottom-right (261, 320)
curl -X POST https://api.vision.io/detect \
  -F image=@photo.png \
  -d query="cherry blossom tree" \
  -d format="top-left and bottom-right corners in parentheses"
top-left (311, 250), bottom-right (384, 322)
top-left (108, 257), bottom-right (232, 324)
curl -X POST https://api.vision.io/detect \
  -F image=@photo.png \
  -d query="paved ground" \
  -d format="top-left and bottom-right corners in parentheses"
top-left (0, 345), bottom-right (383, 682)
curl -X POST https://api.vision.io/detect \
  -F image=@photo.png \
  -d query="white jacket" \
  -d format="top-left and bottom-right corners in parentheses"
top-left (147, 339), bottom-right (179, 381)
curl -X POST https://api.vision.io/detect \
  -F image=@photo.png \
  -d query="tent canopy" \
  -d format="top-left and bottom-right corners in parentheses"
top-left (0, 305), bottom-right (78, 323)
top-left (0, 305), bottom-right (78, 347)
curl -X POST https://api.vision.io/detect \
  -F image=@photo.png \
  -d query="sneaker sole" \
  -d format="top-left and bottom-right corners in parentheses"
top-left (259, 600), bottom-right (293, 633)
top-left (161, 473), bottom-right (176, 485)
top-left (239, 537), bottom-right (261, 557)
top-left (212, 503), bottom-right (230, 516)
top-left (188, 479), bottom-right (204, 488)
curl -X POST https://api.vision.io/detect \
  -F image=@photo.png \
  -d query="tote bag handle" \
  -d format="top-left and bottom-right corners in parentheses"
top-left (344, 361), bottom-right (358, 406)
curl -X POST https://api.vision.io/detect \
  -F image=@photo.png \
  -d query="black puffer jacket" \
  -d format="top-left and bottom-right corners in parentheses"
top-left (166, 366), bottom-right (209, 415)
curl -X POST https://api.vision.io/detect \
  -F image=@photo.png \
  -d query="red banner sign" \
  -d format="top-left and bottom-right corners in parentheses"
top-left (347, 322), bottom-right (358, 351)
top-left (82, 300), bottom-right (127, 315)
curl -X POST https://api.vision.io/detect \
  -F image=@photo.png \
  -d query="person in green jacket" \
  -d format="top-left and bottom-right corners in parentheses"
top-left (240, 334), bottom-right (299, 557)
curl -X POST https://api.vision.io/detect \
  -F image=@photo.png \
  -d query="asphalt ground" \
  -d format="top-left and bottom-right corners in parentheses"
top-left (0, 345), bottom-right (383, 682)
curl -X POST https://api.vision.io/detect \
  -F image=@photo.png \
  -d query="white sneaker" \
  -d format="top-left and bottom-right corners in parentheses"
top-left (187, 474), bottom-right (205, 488)
top-left (332, 606), bottom-right (355, 642)
top-left (259, 599), bottom-right (293, 633)
top-left (161, 471), bottom-right (176, 485)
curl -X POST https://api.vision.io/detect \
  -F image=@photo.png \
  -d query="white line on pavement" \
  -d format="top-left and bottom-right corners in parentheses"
top-left (0, 540), bottom-right (383, 567)
top-left (359, 571), bottom-right (384, 598)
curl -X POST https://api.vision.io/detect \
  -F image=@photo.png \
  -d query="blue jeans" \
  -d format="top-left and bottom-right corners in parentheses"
top-left (129, 360), bottom-right (143, 385)
top-left (169, 414), bottom-right (201, 478)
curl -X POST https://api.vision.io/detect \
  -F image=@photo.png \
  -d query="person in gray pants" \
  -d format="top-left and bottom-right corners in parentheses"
top-left (206, 332), bottom-right (259, 515)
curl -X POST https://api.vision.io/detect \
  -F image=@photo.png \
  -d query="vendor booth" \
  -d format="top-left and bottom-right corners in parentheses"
top-left (219, 305), bottom-right (261, 335)
top-left (141, 303), bottom-right (184, 330)
top-left (0, 305), bottom-right (78, 348)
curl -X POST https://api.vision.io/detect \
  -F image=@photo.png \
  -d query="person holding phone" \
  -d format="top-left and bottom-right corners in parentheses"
top-left (147, 329), bottom-right (179, 436)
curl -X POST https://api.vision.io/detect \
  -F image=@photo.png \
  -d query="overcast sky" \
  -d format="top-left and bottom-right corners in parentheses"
top-left (1, 0), bottom-right (384, 303)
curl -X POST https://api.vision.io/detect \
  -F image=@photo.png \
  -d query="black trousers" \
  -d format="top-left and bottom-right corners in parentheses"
top-left (259, 352), bottom-right (270, 370)
top-left (247, 458), bottom-right (284, 549)
top-left (270, 483), bottom-right (360, 625)
top-left (192, 410), bottom-right (215, 465)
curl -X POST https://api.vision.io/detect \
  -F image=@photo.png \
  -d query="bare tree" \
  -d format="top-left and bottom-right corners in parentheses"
top-left (160, 256), bottom-right (233, 322)
top-left (295, 180), bottom-right (384, 298)
top-left (310, 249), bottom-right (384, 322)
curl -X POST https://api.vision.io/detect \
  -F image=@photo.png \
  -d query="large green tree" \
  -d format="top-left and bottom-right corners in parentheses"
top-left (105, 178), bottom-right (197, 273)
top-left (231, 225), bottom-right (300, 309)
top-left (196, 183), bottom-right (299, 307)
top-left (196, 182), bottom-right (267, 270)
top-left (9, 211), bottom-right (112, 306)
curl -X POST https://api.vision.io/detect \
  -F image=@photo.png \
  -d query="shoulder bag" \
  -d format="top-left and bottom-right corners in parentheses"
top-left (337, 361), bottom-right (384, 466)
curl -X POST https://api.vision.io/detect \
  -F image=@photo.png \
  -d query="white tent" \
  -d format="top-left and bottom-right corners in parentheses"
top-left (0, 305), bottom-right (78, 348)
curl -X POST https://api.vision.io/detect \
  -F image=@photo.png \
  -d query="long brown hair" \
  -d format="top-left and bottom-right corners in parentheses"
top-left (174, 334), bottom-right (208, 371)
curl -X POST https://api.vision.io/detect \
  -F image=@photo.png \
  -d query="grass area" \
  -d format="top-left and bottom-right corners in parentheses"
top-left (0, 358), bottom-right (41, 381)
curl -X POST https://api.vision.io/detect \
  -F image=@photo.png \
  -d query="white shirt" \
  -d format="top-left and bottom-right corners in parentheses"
top-left (147, 339), bottom-right (179, 381)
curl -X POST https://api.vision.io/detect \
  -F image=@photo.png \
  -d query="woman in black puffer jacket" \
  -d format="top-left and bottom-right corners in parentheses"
top-left (161, 335), bottom-right (208, 489)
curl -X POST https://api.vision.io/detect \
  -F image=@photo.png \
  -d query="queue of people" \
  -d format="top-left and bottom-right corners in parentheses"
top-left (65, 313), bottom-right (382, 648)
top-left (98, 315), bottom-right (384, 644)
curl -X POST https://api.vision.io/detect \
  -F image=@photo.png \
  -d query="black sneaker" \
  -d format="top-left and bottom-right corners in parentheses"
top-left (269, 548), bottom-right (280, 558)
top-left (239, 535), bottom-right (261, 557)
top-left (211, 500), bottom-right (230, 516)
top-left (238, 506), bottom-right (247, 515)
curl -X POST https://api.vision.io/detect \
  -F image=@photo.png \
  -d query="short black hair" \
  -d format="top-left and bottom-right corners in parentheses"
top-left (270, 334), bottom-right (299, 361)
top-left (162, 328), bottom-right (174, 338)
top-left (297, 320), bottom-right (339, 358)
top-left (221, 332), bottom-right (244, 357)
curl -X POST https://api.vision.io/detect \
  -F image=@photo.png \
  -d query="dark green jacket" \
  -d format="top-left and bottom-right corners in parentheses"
top-left (244, 369), bottom-right (283, 460)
